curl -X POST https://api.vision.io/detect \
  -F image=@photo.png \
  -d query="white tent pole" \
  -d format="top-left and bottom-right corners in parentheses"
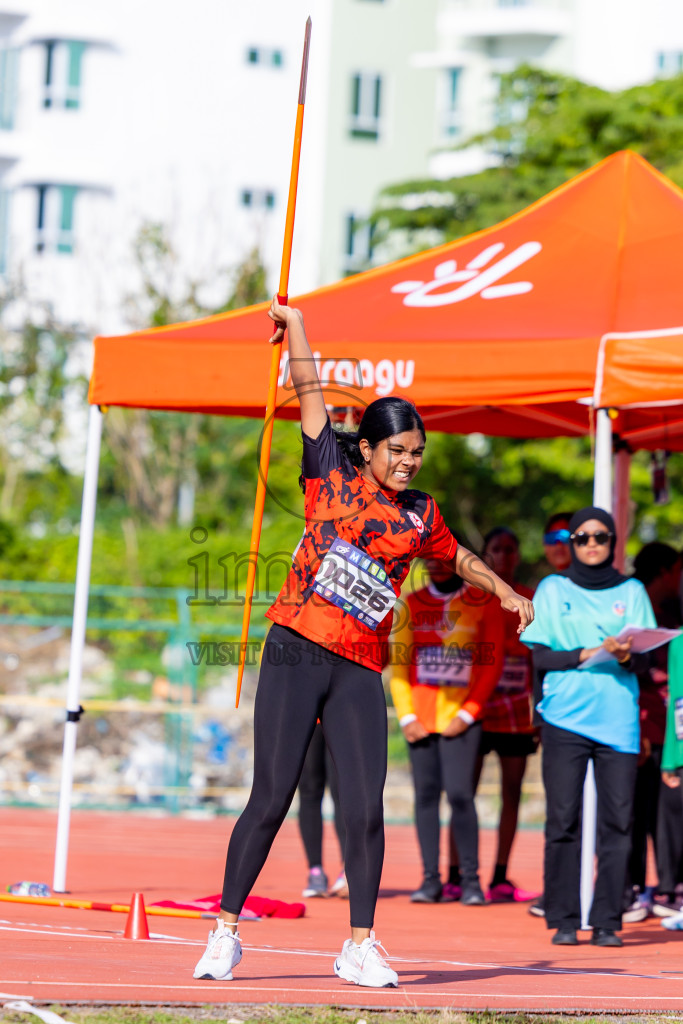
top-left (53, 404), bottom-right (103, 893)
top-left (613, 446), bottom-right (631, 572)
top-left (580, 408), bottom-right (613, 928)
top-left (593, 408), bottom-right (613, 510)
top-left (580, 759), bottom-right (598, 929)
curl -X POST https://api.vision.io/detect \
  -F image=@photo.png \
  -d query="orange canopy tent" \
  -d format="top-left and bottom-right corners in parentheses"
top-left (590, 328), bottom-right (683, 574)
top-left (594, 330), bottom-right (683, 451)
top-left (89, 150), bottom-right (683, 440)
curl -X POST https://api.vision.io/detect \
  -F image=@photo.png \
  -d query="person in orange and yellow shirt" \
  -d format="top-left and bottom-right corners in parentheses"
top-left (390, 557), bottom-right (505, 905)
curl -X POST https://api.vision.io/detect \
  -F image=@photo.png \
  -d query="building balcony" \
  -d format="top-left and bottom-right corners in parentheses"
top-left (439, 2), bottom-right (570, 40)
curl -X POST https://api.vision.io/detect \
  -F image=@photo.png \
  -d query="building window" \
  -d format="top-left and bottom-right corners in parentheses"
top-left (0, 47), bottom-right (19, 130)
top-left (343, 212), bottom-right (374, 274)
top-left (350, 73), bottom-right (382, 140)
top-left (240, 188), bottom-right (276, 210)
top-left (245, 46), bottom-right (284, 67)
top-left (35, 184), bottom-right (78, 253)
top-left (656, 51), bottom-right (683, 77)
top-left (0, 188), bottom-right (10, 273)
top-left (441, 68), bottom-right (462, 138)
top-left (43, 40), bottom-right (86, 110)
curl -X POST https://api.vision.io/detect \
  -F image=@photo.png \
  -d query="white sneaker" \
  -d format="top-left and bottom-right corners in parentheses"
top-left (622, 899), bottom-right (650, 923)
top-left (193, 920), bottom-right (242, 980)
top-left (329, 871), bottom-right (349, 898)
top-left (334, 932), bottom-right (398, 988)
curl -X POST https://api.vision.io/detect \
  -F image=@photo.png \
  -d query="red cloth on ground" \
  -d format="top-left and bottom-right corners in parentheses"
top-left (151, 894), bottom-right (305, 918)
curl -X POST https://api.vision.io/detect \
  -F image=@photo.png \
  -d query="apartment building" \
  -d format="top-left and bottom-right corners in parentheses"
top-left (0, 0), bottom-right (680, 335)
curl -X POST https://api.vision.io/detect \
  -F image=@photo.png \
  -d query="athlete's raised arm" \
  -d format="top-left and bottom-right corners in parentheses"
top-left (453, 544), bottom-right (535, 633)
top-left (268, 295), bottom-right (327, 440)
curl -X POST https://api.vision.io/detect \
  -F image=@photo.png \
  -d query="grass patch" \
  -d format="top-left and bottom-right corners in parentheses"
top-left (2, 1008), bottom-right (680, 1024)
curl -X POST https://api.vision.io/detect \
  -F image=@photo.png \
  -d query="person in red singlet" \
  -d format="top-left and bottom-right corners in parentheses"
top-left (477, 527), bottom-right (540, 903)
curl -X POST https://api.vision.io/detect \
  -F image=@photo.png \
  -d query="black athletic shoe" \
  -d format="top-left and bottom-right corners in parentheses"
top-left (591, 928), bottom-right (623, 947)
top-left (410, 878), bottom-right (442, 903)
top-left (529, 895), bottom-right (546, 917)
top-left (460, 880), bottom-right (486, 906)
top-left (551, 927), bottom-right (578, 945)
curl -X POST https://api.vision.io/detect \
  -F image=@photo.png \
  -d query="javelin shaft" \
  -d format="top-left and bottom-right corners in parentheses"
top-left (235, 17), bottom-right (312, 708)
top-left (0, 892), bottom-right (215, 918)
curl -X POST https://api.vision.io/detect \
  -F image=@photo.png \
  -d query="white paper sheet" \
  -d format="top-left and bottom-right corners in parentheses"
top-left (579, 624), bottom-right (681, 669)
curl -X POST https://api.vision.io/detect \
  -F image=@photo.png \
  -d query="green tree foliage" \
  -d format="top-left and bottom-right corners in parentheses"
top-left (98, 226), bottom-right (290, 533)
top-left (0, 310), bottom-right (86, 520)
top-left (0, 226), bottom-right (305, 592)
top-left (371, 66), bottom-right (683, 250)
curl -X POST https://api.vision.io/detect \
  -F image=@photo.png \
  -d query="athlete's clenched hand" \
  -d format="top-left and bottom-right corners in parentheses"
top-left (267, 295), bottom-right (304, 344)
top-left (500, 589), bottom-right (535, 634)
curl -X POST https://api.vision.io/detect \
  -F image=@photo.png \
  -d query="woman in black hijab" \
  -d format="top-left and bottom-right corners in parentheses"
top-left (523, 507), bottom-right (656, 947)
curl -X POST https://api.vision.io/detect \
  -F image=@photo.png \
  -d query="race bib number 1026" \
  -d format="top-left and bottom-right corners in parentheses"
top-left (313, 537), bottom-right (396, 631)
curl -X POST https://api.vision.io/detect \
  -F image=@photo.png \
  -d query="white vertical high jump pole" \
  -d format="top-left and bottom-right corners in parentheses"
top-left (580, 406), bottom-right (613, 928)
top-left (53, 404), bottom-right (103, 892)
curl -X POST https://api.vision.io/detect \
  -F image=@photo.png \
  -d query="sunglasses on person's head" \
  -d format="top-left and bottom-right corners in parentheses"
top-left (543, 529), bottom-right (571, 545)
top-left (570, 530), bottom-right (613, 546)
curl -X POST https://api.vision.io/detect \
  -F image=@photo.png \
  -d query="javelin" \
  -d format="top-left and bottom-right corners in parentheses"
top-left (235, 16), bottom-right (312, 708)
top-left (0, 893), bottom-right (216, 919)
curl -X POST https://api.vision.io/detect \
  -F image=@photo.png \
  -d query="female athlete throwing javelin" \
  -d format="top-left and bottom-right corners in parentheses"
top-left (193, 297), bottom-right (534, 989)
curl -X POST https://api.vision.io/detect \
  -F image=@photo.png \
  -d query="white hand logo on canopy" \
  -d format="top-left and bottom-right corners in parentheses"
top-left (391, 241), bottom-right (542, 307)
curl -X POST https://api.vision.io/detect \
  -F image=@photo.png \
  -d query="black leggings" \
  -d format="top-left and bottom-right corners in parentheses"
top-left (221, 624), bottom-right (387, 928)
top-left (408, 724), bottom-right (482, 882)
top-left (298, 722), bottom-right (346, 867)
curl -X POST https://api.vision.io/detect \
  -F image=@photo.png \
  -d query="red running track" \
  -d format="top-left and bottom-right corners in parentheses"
top-left (1, 808), bottom-right (682, 1010)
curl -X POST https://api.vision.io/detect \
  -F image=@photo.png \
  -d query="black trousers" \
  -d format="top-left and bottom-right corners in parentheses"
top-left (542, 721), bottom-right (638, 931)
top-left (627, 743), bottom-right (662, 893)
top-left (221, 625), bottom-right (387, 928)
top-left (298, 721), bottom-right (346, 868)
top-left (657, 766), bottom-right (683, 895)
top-left (408, 722), bottom-right (482, 883)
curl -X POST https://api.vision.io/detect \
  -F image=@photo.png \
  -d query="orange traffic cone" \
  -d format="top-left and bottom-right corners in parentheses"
top-left (123, 892), bottom-right (150, 940)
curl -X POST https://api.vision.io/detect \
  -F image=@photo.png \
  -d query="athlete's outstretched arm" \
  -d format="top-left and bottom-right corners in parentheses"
top-left (268, 295), bottom-right (327, 440)
top-left (452, 545), bottom-right (535, 633)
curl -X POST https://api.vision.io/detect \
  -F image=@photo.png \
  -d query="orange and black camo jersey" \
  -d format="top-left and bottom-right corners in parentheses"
top-left (266, 417), bottom-right (457, 672)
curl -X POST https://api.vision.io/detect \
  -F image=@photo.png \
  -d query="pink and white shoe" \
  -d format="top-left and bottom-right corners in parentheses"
top-left (487, 880), bottom-right (540, 903)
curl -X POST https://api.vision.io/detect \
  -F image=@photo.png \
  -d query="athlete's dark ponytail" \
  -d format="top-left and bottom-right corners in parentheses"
top-left (334, 397), bottom-right (426, 467)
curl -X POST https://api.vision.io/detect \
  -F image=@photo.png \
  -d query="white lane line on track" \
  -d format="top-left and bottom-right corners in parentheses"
top-left (244, 949), bottom-right (683, 985)
top-left (1, 982), bottom-right (683, 1002)
top-left (4, 922), bottom-right (682, 985)
top-left (0, 925), bottom-right (187, 943)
